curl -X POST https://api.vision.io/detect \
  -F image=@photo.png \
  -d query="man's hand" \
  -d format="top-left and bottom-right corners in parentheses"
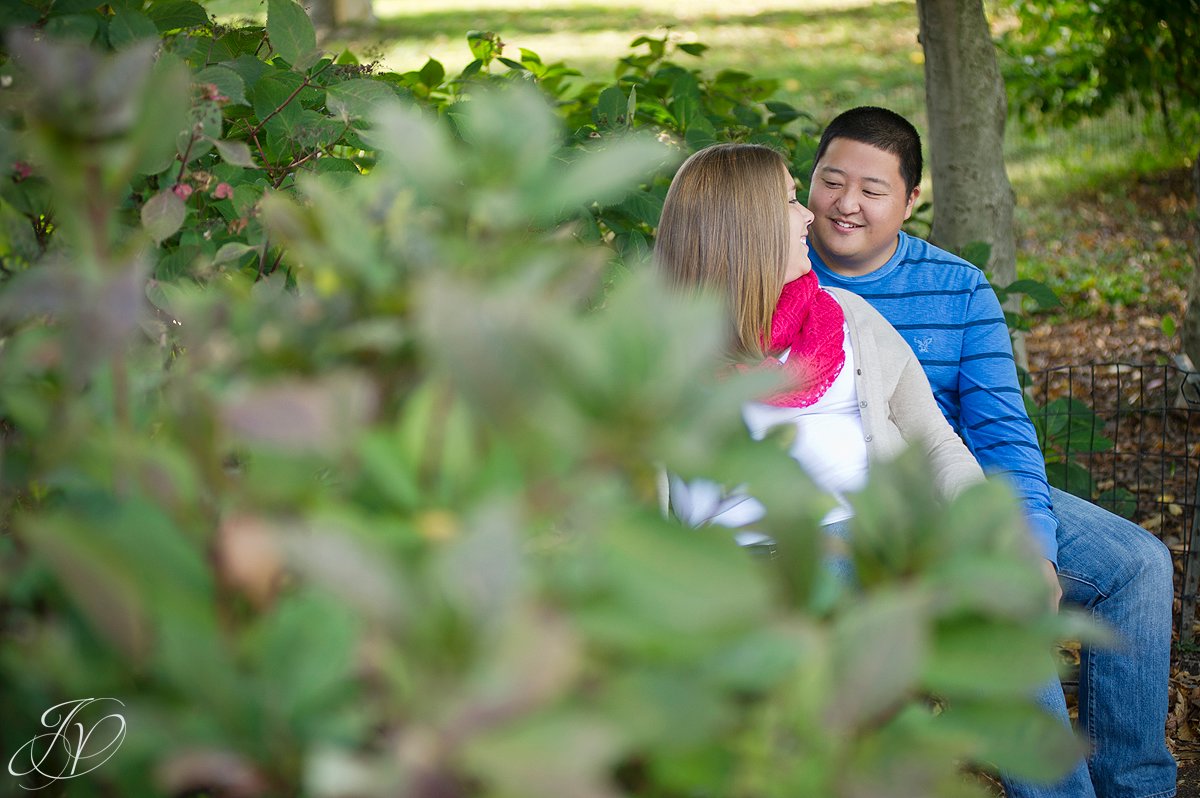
top-left (1042, 558), bottom-right (1063, 612)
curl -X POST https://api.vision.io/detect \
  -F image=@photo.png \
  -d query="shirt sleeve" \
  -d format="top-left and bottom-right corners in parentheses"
top-left (955, 278), bottom-right (1059, 564)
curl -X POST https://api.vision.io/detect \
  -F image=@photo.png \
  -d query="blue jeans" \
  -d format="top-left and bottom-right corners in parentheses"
top-left (1002, 488), bottom-right (1177, 798)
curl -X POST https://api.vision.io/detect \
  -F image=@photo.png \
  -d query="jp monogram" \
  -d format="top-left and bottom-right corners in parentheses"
top-left (7, 698), bottom-right (126, 789)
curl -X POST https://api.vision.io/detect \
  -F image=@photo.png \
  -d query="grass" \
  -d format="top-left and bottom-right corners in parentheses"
top-left (206, 0), bottom-right (1193, 316)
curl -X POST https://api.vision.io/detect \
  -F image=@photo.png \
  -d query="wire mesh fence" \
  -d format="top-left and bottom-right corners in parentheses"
top-left (1023, 362), bottom-right (1200, 644)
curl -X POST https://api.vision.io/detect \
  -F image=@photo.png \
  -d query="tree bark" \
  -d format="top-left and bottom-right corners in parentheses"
top-left (915, 0), bottom-right (1017, 289)
top-left (305, 0), bottom-right (373, 31)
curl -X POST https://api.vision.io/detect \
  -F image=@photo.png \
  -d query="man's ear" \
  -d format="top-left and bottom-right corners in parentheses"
top-left (903, 186), bottom-right (921, 220)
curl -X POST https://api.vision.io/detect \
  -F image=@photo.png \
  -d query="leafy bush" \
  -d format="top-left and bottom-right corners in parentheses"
top-left (996, 0), bottom-right (1199, 140)
top-left (0, 4), bottom-right (1096, 796)
top-left (0, 2), bottom-right (818, 283)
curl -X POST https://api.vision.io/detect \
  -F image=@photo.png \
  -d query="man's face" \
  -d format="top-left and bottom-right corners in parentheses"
top-left (807, 137), bottom-right (919, 277)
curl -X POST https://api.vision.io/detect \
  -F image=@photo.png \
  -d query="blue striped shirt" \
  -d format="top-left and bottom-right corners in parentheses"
top-left (811, 232), bottom-right (1059, 562)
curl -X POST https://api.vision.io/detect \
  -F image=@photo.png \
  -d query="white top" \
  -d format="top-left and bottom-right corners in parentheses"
top-left (670, 326), bottom-right (870, 537)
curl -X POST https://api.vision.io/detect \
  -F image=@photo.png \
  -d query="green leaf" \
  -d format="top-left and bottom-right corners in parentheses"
top-left (44, 12), bottom-right (100, 41)
top-left (213, 241), bottom-right (257, 265)
top-left (671, 73), bottom-right (703, 128)
top-left (538, 135), bottom-right (669, 220)
top-left (926, 555), bottom-right (1050, 620)
top-left (194, 65), bottom-right (247, 106)
top-left (0, 2), bottom-right (40, 28)
top-left (732, 104), bottom-right (762, 128)
top-left (155, 244), bottom-right (202, 279)
top-left (418, 57), bottom-right (445, 89)
top-left (1162, 314), bottom-right (1177, 337)
top-left (621, 228), bottom-right (649, 260)
top-left (705, 625), bottom-right (820, 692)
top-left (684, 116), bottom-right (717, 149)
top-left (178, 99), bottom-right (222, 162)
top-left (267, 0), bottom-right (317, 68)
top-left (231, 183), bottom-right (263, 218)
top-left (1046, 461), bottom-right (1095, 499)
top-left (213, 138), bottom-right (257, 168)
top-left (593, 85), bottom-right (627, 129)
top-left (464, 711), bottom-right (623, 798)
top-left (1065, 422), bottom-right (1112, 452)
top-left (358, 433), bottom-right (421, 509)
top-left (108, 9), bottom-right (159, 48)
top-left (923, 618), bottom-right (1058, 698)
top-left (146, 0), bottom-right (209, 31)
top-left (132, 51), bottom-right (192, 175)
top-left (325, 78), bottom-right (397, 120)
top-left (960, 240), bottom-right (992, 269)
top-left (142, 189), bottom-right (187, 244)
top-left (229, 53), bottom-right (270, 88)
top-left (828, 588), bottom-right (929, 733)
top-left (312, 157), bottom-right (360, 174)
top-left (677, 42), bottom-right (709, 56)
top-left (466, 30), bottom-right (502, 63)
top-left (616, 188), bottom-right (664, 228)
top-left (599, 516), bottom-right (771, 637)
top-left (713, 68), bottom-right (752, 86)
top-left (251, 70), bottom-right (305, 129)
top-left (20, 511), bottom-right (149, 661)
top-left (251, 591), bottom-right (360, 723)
top-left (1004, 278), bottom-right (1062, 309)
top-left (764, 100), bottom-right (804, 123)
top-left (1096, 487), bottom-right (1138, 519)
top-left (936, 698), bottom-right (1087, 783)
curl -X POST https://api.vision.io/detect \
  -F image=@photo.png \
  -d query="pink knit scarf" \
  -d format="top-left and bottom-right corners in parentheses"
top-left (760, 271), bottom-right (847, 407)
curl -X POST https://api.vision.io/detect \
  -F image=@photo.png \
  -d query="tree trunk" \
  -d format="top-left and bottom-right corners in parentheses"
top-left (916, 0), bottom-right (1017, 291)
top-left (305, 0), bottom-right (373, 31)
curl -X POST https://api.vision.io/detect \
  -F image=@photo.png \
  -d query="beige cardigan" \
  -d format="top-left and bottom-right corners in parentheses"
top-left (826, 286), bottom-right (983, 500)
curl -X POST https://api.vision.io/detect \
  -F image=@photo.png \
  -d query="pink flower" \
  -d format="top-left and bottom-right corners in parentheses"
top-left (173, 183), bottom-right (194, 200)
top-left (212, 182), bottom-right (234, 200)
top-left (12, 161), bottom-right (32, 181)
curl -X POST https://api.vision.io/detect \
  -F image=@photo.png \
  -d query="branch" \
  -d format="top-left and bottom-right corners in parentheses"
top-left (247, 62), bottom-right (333, 139)
top-left (176, 124), bottom-right (200, 183)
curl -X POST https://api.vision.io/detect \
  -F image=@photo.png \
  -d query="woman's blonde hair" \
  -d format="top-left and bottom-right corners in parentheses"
top-left (655, 143), bottom-right (790, 359)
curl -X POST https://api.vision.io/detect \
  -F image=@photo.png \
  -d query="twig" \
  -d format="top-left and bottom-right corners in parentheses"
top-left (247, 62), bottom-right (333, 139)
top-left (271, 149), bottom-right (323, 188)
top-left (257, 239), bottom-right (270, 279)
top-left (176, 124), bottom-right (200, 183)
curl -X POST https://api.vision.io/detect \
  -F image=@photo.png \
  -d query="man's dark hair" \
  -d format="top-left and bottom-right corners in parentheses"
top-left (812, 106), bottom-right (923, 195)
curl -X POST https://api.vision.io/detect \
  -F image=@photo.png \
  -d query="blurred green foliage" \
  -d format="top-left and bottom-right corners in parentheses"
top-left (0, 2), bottom-right (1097, 795)
top-left (997, 0), bottom-right (1199, 144)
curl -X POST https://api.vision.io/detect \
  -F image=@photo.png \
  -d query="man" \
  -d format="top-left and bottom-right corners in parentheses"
top-left (807, 106), bottom-right (1176, 798)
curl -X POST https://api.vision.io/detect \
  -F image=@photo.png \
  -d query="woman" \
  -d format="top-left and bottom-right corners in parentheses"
top-left (656, 143), bottom-right (982, 537)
